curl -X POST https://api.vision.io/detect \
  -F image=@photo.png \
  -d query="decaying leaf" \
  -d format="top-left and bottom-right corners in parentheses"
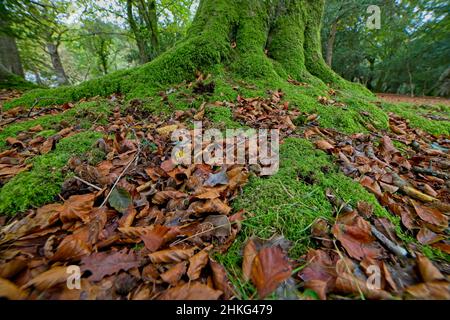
top-left (332, 213), bottom-right (384, 261)
top-left (24, 266), bottom-right (69, 291)
top-left (61, 194), bottom-right (95, 223)
top-left (187, 250), bottom-right (209, 280)
top-left (81, 249), bottom-right (140, 282)
top-left (250, 246), bottom-right (292, 298)
top-left (160, 262), bottom-right (187, 285)
top-left (158, 282), bottom-right (223, 300)
top-left (148, 248), bottom-right (195, 264)
top-left (0, 278), bottom-right (27, 300)
top-left (109, 187), bottom-right (132, 214)
top-left (140, 225), bottom-right (170, 252)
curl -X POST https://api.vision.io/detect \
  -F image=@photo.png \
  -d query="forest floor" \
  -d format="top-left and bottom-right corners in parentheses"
top-left (377, 93), bottom-right (450, 107)
top-left (0, 80), bottom-right (449, 300)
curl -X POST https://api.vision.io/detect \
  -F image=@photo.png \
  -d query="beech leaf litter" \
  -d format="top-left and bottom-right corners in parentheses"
top-left (0, 86), bottom-right (449, 300)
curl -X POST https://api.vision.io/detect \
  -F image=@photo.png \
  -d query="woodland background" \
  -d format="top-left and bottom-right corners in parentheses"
top-left (1, 0), bottom-right (449, 97)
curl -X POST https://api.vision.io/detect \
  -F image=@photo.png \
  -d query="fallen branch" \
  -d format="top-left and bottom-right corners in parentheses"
top-left (370, 226), bottom-right (409, 258)
top-left (100, 151), bottom-right (140, 208)
top-left (388, 169), bottom-right (437, 203)
top-left (100, 129), bottom-right (142, 208)
top-left (413, 166), bottom-right (450, 181)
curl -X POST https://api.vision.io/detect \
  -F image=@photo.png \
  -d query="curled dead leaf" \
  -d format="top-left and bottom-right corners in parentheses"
top-left (187, 250), bottom-right (209, 281)
top-left (148, 248), bottom-right (195, 264)
top-left (250, 246), bottom-right (292, 298)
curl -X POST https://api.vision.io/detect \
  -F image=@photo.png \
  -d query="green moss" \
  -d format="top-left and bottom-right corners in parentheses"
top-left (206, 105), bottom-right (242, 129)
top-left (216, 138), bottom-right (405, 298)
top-left (0, 73), bottom-right (41, 91)
top-left (233, 138), bottom-right (393, 254)
top-left (0, 131), bottom-right (102, 215)
top-left (0, 100), bottom-right (112, 150)
top-left (381, 102), bottom-right (450, 136)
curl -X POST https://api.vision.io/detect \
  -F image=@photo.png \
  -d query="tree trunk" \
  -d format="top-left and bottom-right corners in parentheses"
top-left (0, 34), bottom-right (25, 78)
top-left (127, 0), bottom-right (150, 64)
top-left (34, 70), bottom-right (43, 86)
top-left (407, 62), bottom-right (414, 97)
top-left (136, 0), bottom-right (160, 58)
top-left (32, 0), bottom-right (363, 103)
top-left (46, 42), bottom-right (69, 86)
top-left (144, 0), bottom-right (344, 87)
top-left (325, 22), bottom-right (338, 67)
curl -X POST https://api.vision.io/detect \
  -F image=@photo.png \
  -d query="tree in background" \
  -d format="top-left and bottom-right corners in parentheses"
top-left (3, 0), bottom-right (72, 86)
top-left (322, 0), bottom-right (450, 97)
top-left (0, 1), bottom-right (25, 79)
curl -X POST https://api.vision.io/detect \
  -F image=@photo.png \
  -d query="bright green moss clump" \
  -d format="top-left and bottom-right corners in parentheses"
top-left (0, 131), bottom-right (102, 215)
top-left (215, 138), bottom-right (399, 297)
top-left (231, 138), bottom-right (392, 255)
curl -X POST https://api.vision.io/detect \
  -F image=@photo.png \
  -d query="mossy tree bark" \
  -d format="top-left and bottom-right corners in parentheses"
top-left (8, 0), bottom-right (367, 107)
top-left (149, 0), bottom-right (344, 86)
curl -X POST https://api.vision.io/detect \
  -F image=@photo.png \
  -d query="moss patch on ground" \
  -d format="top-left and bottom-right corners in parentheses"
top-left (215, 138), bottom-right (386, 297)
top-left (0, 100), bottom-right (112, 150)
top-left (0, 131), bottom-right (103, 215)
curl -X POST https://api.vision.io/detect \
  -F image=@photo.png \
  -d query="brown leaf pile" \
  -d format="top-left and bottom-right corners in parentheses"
top-left (298, 192), bottom-right (450, 300)
top-left (1, 87), bottom-right (448, 300)
top-left (305, 113), bottom-right (450, 252)
top-left (0, 125), bottom-right (76, 184)
top-left (0, 107), bottom-right (257, 300)
top-left (219, 90), bottom-right (300, 134)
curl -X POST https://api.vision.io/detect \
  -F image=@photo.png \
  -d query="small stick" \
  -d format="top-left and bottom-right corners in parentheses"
top-left (100, 151), bottom-right (139, 208)
top-left (413, 166), bottom-right (450, 181)
top-left (370, 226), bottom-right (408, 258)
top-left (100, 125), bottom-right (142, 208)
top-left (74, 176), bottom-right (102, 191)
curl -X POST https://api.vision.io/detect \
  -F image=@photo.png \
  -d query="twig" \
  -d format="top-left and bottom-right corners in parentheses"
top-left (370, 226), bottom-right (408, 258)
top-left (413, 166), bottom-right (450, 181)
top-left (74, 176), bottom-right (102, 191)
top-left (100, 151), bottom-right (140, 208)
top-left (27, 97), bottom-right (61, 117)
top-left (100, 126), bottom-right (142, 208)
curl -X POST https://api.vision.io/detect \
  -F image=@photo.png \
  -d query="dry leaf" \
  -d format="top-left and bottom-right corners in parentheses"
top-left (250, 246), bottom-right (292, 298)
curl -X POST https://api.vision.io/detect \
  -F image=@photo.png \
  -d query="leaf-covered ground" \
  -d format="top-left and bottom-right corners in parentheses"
top-left (0, 80), bottom-right (449, 300)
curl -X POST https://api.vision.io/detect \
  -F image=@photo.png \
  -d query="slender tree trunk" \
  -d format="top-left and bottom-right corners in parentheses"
top-left (46, 42), bottom-right (69, 86)
top-left (127, 0), bottom-right (150, 64)
top-left (136, 0), bottom-right (160, 58)
top-left (34, 70), bottom-right (43, 85)
top-left (407, 62), bottom-right (414, 97)
top-left (326, 21), bottom-right (338, 67)
top-left (0, 34), bottom-right (25, 78)
top-left (96, 39), bottom-right (109, 75)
